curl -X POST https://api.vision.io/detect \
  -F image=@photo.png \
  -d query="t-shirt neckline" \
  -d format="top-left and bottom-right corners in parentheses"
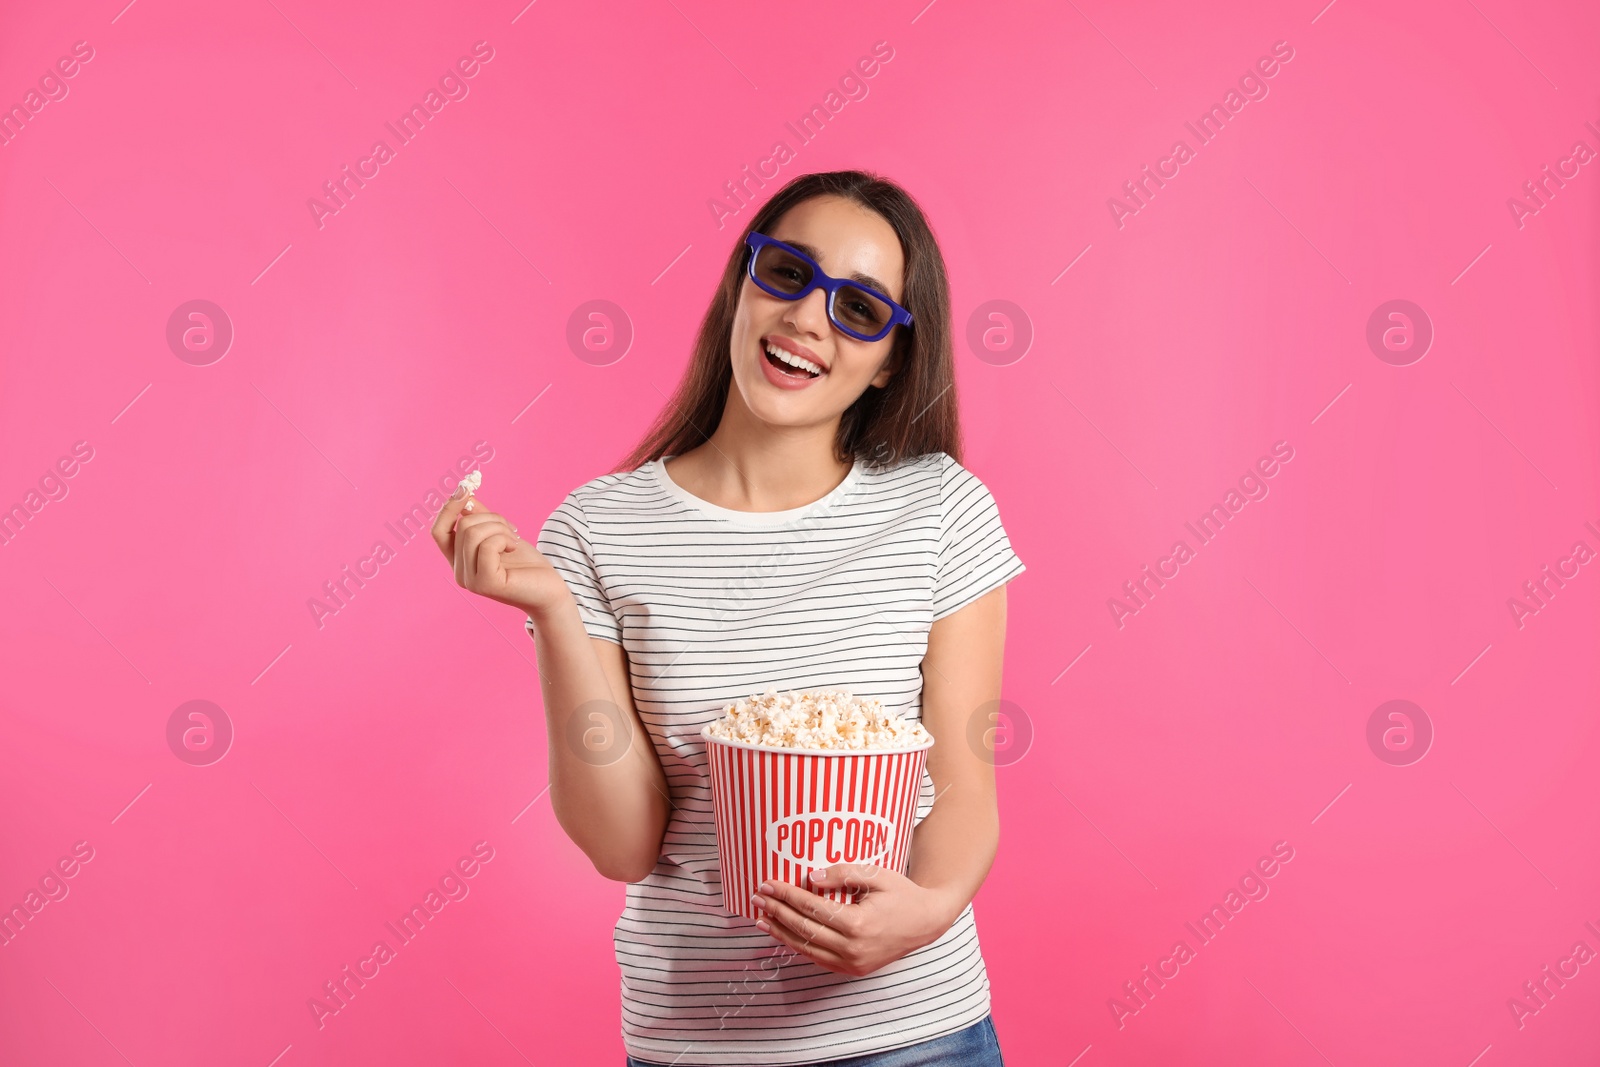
top-left (651, 454), bottom-right (863, 526)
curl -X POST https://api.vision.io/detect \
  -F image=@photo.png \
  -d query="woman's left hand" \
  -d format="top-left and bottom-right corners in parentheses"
top-left (751, 864), bottom-right (960, 977)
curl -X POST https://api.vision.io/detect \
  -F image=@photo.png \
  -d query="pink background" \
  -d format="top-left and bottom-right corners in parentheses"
top-left (2, 0), bottom-right (1597, 1064)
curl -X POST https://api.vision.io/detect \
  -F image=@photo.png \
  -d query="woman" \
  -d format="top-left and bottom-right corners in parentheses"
top-left (433, 170), bottom-right (1024, 1066)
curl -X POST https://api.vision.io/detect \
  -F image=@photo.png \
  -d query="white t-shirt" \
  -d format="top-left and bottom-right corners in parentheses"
top-left (530, 449), bottom-right (1026, 1066)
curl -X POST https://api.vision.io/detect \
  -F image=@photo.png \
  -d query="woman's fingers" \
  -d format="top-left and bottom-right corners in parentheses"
top-left (433, 490), bottom-right (519, 581)
top-left (455, 501), bottom-right (522, 585)
top-left (757, 909), bottom-right (852, 972)
top-left (429, 486), bottom-right (476, 561)
top-left (753, 888), bottom-right (853, 955)
top-left (463, 521), bottom-right (515, 585)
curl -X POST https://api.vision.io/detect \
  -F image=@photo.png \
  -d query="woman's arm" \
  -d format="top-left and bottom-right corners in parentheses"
top-left (750, 584), bottom-right (1011, 974)
top-left (431, 488), bottom-right (669, 884)
top-left (529, 588), bottom-right (671, 882)
top-left (903, 582), bottom-right (1007, 925)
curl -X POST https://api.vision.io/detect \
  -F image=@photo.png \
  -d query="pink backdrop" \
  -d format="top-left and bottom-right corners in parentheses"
top-left (2, 0), bottom-right (1597, 1063)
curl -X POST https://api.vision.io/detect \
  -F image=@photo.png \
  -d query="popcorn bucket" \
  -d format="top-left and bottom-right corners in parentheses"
top-left (700, 726), bottom-right (935, 920)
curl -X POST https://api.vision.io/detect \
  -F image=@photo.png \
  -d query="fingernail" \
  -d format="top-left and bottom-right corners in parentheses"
top-left (755, 919), bottom-right (770, 932)
top-left (758, 882), bottom-right (774, 895)
top-left (750, 893), bottom-right (763, 909)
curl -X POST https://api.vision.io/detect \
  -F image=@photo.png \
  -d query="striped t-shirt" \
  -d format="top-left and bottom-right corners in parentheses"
top-left (529, 449), bottom-right (1026, 1066)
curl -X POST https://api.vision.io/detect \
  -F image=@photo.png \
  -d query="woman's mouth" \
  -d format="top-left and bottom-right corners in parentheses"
top-left (759, 339), bottom-right (826, 388)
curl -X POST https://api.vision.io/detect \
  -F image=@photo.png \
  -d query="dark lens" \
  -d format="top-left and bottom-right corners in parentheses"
top-left (836, 285), bottom-right (891, 334)
top-left (753, 244), bottom-right (812, 295)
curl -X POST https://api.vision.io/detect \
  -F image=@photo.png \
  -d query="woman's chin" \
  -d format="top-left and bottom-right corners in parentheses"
top-left (739, 388), bottom-right (830, 429)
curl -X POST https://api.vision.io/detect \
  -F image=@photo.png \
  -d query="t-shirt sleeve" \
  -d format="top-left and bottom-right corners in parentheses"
top-left (932, 454), bottom-right (1026, 622)
top-left (526, 490), bottom-right (623, 645)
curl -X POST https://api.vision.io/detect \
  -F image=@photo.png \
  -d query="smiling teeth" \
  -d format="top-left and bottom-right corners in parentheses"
top-left (765, 342), bottom-right (823, 376)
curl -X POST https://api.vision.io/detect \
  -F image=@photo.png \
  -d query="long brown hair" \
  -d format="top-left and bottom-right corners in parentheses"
top-left (613, 169), bottom-right (960, 474)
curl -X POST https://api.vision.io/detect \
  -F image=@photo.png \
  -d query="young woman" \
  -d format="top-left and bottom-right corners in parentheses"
top-left (433, 170), bottom-right (1024, 1066)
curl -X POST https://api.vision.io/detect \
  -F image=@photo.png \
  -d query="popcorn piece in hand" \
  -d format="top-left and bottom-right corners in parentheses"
top-left (458, 469), bottom-right (482, 512)
top-left (705, 687), bottom-right (933, 751)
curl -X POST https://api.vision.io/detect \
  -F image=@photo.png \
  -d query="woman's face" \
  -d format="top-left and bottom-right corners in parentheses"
top-left (728, 195), bottom-right (906, 434)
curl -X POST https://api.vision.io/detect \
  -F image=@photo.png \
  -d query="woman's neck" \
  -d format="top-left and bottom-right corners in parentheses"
top-left (664, 429), bottom-right (852, 514)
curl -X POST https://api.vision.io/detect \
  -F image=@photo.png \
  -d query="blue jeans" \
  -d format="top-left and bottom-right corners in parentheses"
top-left (625, 1013), bottom-right (1005, 1067)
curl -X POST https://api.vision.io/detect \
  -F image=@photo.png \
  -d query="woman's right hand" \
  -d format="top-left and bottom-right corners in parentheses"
top-left (430, 488), bottom-right (569, 617)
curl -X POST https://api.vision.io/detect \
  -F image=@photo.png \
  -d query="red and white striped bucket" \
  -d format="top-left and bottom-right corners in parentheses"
top-left (700, 726), bottom-right (935, 920)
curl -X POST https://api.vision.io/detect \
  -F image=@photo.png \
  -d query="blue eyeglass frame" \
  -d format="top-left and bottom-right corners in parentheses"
top-left (743, 231), bottom-right (913, 343)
